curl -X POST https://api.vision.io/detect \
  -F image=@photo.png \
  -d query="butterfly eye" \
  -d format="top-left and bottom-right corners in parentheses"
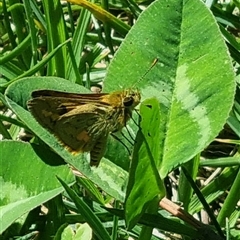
top-left (123, 97), bottom-right (134, 107)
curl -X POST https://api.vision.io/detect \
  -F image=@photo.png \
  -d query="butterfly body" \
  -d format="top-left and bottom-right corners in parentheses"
top-left (28, 89), bottom-right (141, 166)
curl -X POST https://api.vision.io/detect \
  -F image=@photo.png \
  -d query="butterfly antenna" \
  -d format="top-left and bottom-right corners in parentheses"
top-left (132, 58), bottom-right (159, 88)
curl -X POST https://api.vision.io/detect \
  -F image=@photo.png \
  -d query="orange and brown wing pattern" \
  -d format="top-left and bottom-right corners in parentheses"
top-left (27, 89), bottom-right (141, 166)
top-left (28, 90), bottom-right (115, 166)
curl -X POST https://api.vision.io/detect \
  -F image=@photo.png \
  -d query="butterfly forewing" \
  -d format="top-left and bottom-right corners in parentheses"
top-left (32, 90), bottom-right (109, 102)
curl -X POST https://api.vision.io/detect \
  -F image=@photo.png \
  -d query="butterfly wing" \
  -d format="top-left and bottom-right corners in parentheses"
top-left (31, 90), bottom-right (108, 102)
top-left (28, 93), bottom-right (111, 166)
top-left (54, 103), bottom-right (109, 148)
top-left (55, 105), bottom-right (110, 166)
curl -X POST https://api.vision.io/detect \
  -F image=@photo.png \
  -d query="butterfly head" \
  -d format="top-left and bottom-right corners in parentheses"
top-left (123, 89), bottom-right (141, 110)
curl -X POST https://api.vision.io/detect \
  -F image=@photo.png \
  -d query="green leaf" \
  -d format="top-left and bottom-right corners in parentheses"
top-left (67, 0), bottom-right (130, 36)
top-left (54, 223), bottom-right (73, 240)
top-left (125, 98), bottom-right (165, 229)
top-left (74, 223), bottom-right (92, 240)
top-left (57, 177), bottom-right (111, 240)
top-left (103, 0), bottom-right (235, 178)
top-left (188, 167), bottom-right (238, 214)
top-left (54, 223), bottom-right (92, 240)
top-left (3, 39), bottom-right (71, 87)
top-left (66, 8), bottom-right (91, 83)
top-left (105, 208), bottom-right (199, 238)
top-left (0, 34), bottom-right (31, 65)
top-left (42, 0), bottom-right (67, 77)
top-left (0, 140), bottom-right (74, 234)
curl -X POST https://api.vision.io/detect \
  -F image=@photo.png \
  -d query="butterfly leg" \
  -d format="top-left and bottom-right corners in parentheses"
top-left (111, 133), bottom-right (132, 156)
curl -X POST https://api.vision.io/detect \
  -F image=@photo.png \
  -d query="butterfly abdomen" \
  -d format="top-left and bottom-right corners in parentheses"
top-left (90, 137), bottom-right (108, 166)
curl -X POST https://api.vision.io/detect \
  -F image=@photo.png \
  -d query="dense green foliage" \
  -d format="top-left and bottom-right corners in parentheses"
top-left (0, 0), bottom-right (239, 239)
